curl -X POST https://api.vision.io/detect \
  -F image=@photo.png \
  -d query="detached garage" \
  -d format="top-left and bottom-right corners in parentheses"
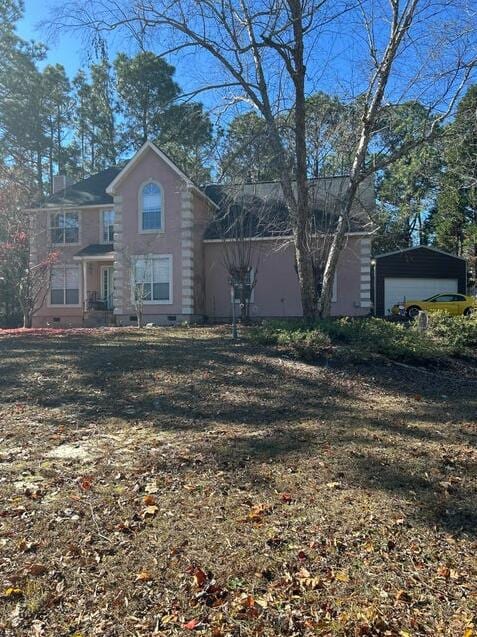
top-left (372, 246), bottom-right (467, 316)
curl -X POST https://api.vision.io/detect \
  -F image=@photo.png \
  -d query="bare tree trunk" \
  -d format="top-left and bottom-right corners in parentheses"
top-left (289, 0), bottom-right (316, 322)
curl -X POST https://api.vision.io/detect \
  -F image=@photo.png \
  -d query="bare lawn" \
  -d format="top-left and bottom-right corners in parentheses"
top-left (0, 327), bottom-right (476, 636)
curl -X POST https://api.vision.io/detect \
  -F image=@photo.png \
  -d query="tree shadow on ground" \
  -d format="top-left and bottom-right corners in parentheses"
top-left (0, 328), bottom-right (475, 536)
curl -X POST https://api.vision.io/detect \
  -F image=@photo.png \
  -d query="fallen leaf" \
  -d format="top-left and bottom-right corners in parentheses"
top-left (188, 565), bottom-right (208, 588)
top-left (183, 619), bottom-right (200, 630)
top-left (28, 563), bottom-right (48, 576)
top-left (246, 503), bottom-right (271, 523)
top-left (437, 565), bottom-right (450, 578)
top-left (2, 587), bottom-right (23, 598)
top-left (135, 571), bottom-right (152, 582)
top-left (463, 629), bottom-right (473, 637)
top-left (78, 476), bottom-right (93, 491)
top-left (280, 492), bottom-right (293, 503)
top-left (395, 589), bottom-right (412, 603)
top-left (143, 494), bottom-right (157, 506)
top-left (335, 570), bottom-right (350, 583)
top-left (143, 505), bottom-right (158, 517)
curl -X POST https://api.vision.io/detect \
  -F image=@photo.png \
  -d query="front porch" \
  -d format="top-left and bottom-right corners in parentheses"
top-left (73, 244), bottom-right (115, 326)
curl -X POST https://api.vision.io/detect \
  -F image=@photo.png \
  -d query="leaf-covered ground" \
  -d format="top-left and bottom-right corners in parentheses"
top-left (0, 327), bottom-right (475, 637)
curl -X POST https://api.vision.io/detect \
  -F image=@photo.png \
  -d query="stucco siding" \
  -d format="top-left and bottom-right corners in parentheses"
top-left (113, 146), bottom-right (191, 318)
top-left (204, 236), bottom-right (369, 319)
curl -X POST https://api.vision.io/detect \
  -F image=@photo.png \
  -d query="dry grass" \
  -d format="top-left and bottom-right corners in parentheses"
top-left (0, 327), bottom-right (475, 637)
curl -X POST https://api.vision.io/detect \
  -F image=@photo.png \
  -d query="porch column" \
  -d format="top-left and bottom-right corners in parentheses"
top-left (82, 260), bottom-right (88, 311)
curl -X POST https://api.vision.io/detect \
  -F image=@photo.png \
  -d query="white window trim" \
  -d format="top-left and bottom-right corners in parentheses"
top-left (100, 264), bottom-right (114, 301)
top-left (232, 267), bottom-right (256, 304)
top-left (138, 180), bottom-right (165, 235)
top-left (48, 264), bottom-right (82, 308)
top-left (131, 254), bottom-right (173, 305)
top-left (99, 208), bottom-right (115, 244)
top-left (49, 210), bottom-right (81, 247)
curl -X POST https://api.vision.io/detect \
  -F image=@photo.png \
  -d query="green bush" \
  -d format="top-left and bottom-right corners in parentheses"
top-left (251, 314), bottom-right (477, 364)
top-left (426, 311), bottom-right (477, 352)
top-left (276, 328), bottom-right (332, 362)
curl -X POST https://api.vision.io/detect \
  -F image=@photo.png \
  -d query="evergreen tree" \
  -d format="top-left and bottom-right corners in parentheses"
top-left (114, 51), bottom-right (179, 149)
top-left (433, 86), bottom-right (477, 284)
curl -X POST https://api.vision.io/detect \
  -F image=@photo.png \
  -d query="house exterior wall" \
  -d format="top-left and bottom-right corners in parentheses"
top-left (373, 248), bottom-right (467, 316)
top-left (32, 206), bottom-right (110, 327)
top-left (110, 146), bottom-right (210, 325)
top-left (30, 143), bottom-right (372, 327)
top-left (203, 236), bottom-right (369, 319)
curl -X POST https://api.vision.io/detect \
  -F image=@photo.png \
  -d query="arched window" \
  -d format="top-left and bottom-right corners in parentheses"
top-left (141, 182), bottom-right (163, 231)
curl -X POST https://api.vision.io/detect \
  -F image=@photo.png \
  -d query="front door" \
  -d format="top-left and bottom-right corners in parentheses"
top-left (101, 266), bottom-right (114, 310)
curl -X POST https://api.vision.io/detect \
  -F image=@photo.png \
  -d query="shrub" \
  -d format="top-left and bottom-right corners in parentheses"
top-left (276, 328), bottom-right (332, 362)
top-left (251, 316), bottom-right (461, 364)
top-left (426, 311), bottom-right (477, 352)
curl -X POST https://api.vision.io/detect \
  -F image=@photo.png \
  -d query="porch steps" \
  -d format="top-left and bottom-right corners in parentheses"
top-left (83, 311), bottom-right (114, 328)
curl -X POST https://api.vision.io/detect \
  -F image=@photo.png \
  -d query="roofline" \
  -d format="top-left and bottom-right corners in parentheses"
top-left (73, 254), bottom-right (115, 261)
top-left (25, 203), bottom-right (115, 212)
top-left (204, 174), bottom-right (355, 188)
top-left (106, 140), bottom-right (218, 209)
top-left (374, 245), bottom-right (467, 261)
top-left (203, 231), bottom-right (373, 243)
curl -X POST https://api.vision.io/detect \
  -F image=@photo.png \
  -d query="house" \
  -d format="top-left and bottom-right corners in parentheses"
top-left (28, 141), bottom-right (374, 327)
top-left (372, 246), bottom-right (468, 316)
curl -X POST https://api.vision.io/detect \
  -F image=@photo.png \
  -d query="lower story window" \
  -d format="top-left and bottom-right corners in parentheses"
top-left (134, 255), bottom-right (172, 304)
top-left (51, 265), bottom-right (80, 305)
top-left (233, 268), bottom-right (255, 303)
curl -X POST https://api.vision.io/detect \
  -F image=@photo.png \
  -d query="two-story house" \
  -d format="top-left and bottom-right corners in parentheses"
top-left (28, 141), bottom-right (374, 327)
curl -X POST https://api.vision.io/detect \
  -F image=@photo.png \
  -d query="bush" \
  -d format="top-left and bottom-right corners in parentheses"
top-left (251, 314), bottom-right (475, 364)
top-left (276, 328), bottom-right (332, 362)
top-left (426, 311), bottom-right (477, 352)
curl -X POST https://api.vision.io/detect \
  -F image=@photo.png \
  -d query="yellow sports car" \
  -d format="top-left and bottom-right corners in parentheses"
top-left (391, 293), bottom-right (477, 318)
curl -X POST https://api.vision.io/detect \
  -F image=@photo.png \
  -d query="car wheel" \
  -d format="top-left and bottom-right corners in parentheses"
top-left (464, 307), bottom-right (475, 317)
top-left (406, 306), bottom-right (421, 319)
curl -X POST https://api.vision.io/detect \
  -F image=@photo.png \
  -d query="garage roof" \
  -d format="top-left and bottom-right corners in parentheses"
top-left (374, 246), bottom-right (465, 260)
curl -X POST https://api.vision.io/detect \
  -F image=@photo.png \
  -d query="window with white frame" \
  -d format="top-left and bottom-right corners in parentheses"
top-left (233, 268), bottom-right (255, 303)
top-left (50, 266), bottom-right (80, 305)
top-left (101, 209), bottom-right (115, 243)
top-left (134, 255), bottom-right (172, 303)
top-left (50, 211), bottom-right (79, 244)
top-left (140, 182), bottom-right (163, 231)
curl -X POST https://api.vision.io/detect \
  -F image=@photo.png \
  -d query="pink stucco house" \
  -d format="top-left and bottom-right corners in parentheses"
top-left (28, 141), bottom-right (374, 327)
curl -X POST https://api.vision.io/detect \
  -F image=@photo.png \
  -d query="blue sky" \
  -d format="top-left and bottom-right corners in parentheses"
top-left (16, 0), bottom-right (475, 121)
top-left (19, 1), bottom-right (83, 76)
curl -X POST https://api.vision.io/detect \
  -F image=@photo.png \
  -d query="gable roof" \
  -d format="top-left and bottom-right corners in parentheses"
top-left (105, 140), bottom-right (217, 208)
top-left (36, 167), bottom-right (122, 209)
top-left (29, 141), bottom-right (217, 210)
top-left (374, 245), bottom-right (466, 260)
top-left (203, 180), bottom-right (374, 240)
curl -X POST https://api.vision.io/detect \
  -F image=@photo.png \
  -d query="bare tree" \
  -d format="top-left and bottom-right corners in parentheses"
top-left (49, 0), bottom-right (476, 319)
top-left (124, 251), bottom-right (154, 328)
top-left (210, 185), bottom-right (263, 322)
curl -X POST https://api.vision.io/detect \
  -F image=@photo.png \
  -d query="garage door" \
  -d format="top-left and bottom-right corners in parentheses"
top-left (384, 277), bottom-right (458, 315)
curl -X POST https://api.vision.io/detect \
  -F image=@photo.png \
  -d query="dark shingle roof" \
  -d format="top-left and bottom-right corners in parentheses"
top-left (203, 181), bottom-right (373, 240)
top-left (74, 244), bottom-right (114, 258)
top-left (39, 167), bottom-right (122, 208)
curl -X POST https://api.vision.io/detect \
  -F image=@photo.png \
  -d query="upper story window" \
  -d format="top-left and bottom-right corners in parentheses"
top-left (50, 211), bottom-right (79, 244)
top-left (140, 182), bottom-right (163, 232)
top-left (101, 209), bottom-right (115, 243)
